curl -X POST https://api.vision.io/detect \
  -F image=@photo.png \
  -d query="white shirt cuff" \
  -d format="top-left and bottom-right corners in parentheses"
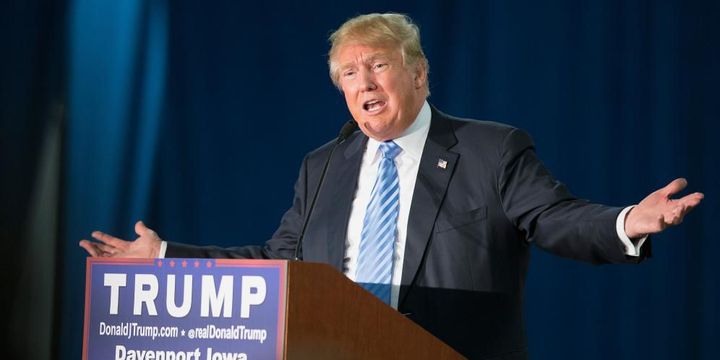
top-left (158, 240), bottom-right (167, 258)
top-left (616, 206), bottom-right (648, 257)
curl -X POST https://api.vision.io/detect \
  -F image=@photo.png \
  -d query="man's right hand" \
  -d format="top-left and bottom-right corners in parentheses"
top-left (79, 221), bottom-right (162, 258)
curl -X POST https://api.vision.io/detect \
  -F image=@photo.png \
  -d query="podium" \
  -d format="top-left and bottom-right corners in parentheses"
top-left (83, 258), bottom-right (464, 359)
top-left (282, 260), bottom-right (463, 359)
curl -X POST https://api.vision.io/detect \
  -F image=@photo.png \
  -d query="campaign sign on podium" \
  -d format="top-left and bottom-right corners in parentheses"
top-left (83, 258), bottom-right (287, 360)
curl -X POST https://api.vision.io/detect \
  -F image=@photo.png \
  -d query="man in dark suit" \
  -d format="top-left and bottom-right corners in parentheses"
top-left (81, 13), bottom-right (703, 359)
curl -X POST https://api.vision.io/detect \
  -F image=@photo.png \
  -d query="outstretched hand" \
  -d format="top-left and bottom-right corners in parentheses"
top-left (624, 178), bottom-right (704, 239)
top-left (79, 221), bottom-right (162, 258)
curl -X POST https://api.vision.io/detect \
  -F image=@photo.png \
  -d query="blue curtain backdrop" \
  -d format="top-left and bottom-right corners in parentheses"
top-left (54, 0), bottom-right (718, 359)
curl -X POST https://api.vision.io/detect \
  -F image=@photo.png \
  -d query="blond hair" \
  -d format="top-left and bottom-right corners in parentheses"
top-left (328, 13), bottom-right (429, 90)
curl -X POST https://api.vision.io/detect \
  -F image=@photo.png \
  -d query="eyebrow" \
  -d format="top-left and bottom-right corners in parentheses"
top-left (365, 53), bottom-right (390, 62)
top-left (339, 52), bottom-right (392, 70)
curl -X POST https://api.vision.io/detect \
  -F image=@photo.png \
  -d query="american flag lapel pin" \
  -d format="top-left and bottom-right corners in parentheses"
top-left (437, 158), bottom-right (448, 169)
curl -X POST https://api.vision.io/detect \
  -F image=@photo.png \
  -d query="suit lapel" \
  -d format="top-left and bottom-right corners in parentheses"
top-left (310, 109), bottom-right (458, 284)
top-left (400, 108), bottom-right (458, 299)
top-left (314, 132), bottom-right (367, 271)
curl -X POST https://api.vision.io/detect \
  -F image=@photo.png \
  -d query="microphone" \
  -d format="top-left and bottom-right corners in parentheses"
top-left (294, 120), bottom-right (359, 261)
top-left (336, 119), bottom-right (359, 144)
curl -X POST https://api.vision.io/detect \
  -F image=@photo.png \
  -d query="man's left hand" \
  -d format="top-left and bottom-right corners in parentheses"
top-left (624, 178), bottom-right (704, 239)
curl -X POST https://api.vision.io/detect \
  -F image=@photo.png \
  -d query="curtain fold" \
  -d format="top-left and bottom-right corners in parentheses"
top-left (59, 1), bottom-right (167, 358)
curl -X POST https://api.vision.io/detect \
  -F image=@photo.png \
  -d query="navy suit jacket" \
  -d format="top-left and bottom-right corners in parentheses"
top-left (167, 106), bottom-right (648, 359)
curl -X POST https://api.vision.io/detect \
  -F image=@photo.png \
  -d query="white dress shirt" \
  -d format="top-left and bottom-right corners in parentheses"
top-left (343, 101), bottom-right (432, 309)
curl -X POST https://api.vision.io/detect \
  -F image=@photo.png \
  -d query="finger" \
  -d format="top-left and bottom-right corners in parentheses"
top-left (661, 178), bottom-right (688, 197)
top-left (677, 192), bottom-right (704, 207)
top-left (96, 243), bottom-right (118, 255)
top-left (79, 240), bottom-right (101, 257)
top-left (673, 206), bottom-right (684, 225)
top-left (663, 207), bottom-right (676, 224)
top-left (135, 220), bottom-right (154, 237)
top-left (666, 204), bottom-right (692, 225)
top-left (678, 200), bottom-right (699, 220)
top-left (91, 231), bottom-right (128, 247)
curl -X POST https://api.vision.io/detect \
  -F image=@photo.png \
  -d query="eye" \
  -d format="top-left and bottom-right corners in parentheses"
top-left (342, 69), bottom-right (356, 78)
top-left (372, 63), bottom-right (388, 71)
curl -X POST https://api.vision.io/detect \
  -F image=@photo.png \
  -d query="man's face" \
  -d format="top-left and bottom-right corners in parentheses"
top-left (334, 44), bottom-right (427, 141)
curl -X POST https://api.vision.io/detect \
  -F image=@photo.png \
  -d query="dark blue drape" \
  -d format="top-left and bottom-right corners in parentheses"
top-left (3, 0), bottom-right (67, 358)
top-left (54, 1), bottom-right (719, 359)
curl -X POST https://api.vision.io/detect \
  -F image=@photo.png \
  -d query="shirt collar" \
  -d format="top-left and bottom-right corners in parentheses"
top-left (366, 101), bottom-right (431, 162)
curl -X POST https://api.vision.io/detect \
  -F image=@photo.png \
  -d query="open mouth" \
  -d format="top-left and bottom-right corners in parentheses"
top-left (363, 99), bottom-right (387, 114)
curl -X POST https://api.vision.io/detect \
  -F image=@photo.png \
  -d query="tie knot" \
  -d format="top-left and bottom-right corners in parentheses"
top-left (379, 141), bottom-right (401, 160)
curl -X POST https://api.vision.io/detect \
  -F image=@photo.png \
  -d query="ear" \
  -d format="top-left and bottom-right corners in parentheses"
top-left (413, 61), bottom-right (428, 89)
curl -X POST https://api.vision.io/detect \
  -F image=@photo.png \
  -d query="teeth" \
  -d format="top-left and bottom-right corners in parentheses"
top-left (364, 100), bottom-right (383, 111)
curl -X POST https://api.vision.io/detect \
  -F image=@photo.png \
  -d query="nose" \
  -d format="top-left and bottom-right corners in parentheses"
top-left (358, 69), bottom-right (377, 91)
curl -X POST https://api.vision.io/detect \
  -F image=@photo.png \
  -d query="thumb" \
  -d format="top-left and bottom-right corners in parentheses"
top-left (661, 178), bottom-right (687, 197)
top-left (135, 220), bottom-right (151, 237)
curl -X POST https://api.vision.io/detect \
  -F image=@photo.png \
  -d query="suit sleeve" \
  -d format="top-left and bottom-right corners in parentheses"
top-left (498, 128), bottom-right (649, 264)
top-left (164, 156), bottom-right (310, 259)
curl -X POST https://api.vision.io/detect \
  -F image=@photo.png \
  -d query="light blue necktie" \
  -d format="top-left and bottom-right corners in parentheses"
top-left (356, 141), bottom-right (402, 304)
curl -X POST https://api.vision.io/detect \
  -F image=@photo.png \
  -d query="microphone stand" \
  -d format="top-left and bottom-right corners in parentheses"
top-left (293, 120), bottom-right (358, 261)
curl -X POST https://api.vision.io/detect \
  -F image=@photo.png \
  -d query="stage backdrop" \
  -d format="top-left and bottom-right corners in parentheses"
top-left (45, 0), bottom-right (720, 359)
